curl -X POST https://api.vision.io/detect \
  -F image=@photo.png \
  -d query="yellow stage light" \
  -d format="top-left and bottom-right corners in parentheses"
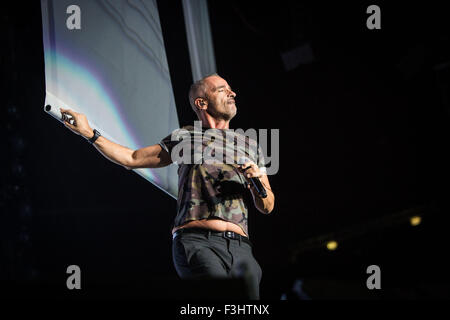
top-left (410, 216), bottom-right (421, 226)
top-left (326, 241), bottom-right (338, 251)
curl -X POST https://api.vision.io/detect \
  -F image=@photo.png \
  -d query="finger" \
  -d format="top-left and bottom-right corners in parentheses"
top-left (61, 108), bottom-right (75, 116)
top-left (245, 168), bottom-right (261, 179)
top-left (240, 162), bottom-right (254, 171)
top-left (245, 162), bottom-right (255, 169)
top-left (64, 120), bottom-right (76, 130)
top-left (246, 172), bottom-right (257, 179)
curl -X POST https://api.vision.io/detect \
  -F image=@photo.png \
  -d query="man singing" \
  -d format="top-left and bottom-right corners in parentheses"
top-left (60, 74), bottom-right (275, 299)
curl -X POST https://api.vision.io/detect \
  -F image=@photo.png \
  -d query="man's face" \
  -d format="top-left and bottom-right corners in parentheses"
top-left (204, 76), bottom-right (237, 121)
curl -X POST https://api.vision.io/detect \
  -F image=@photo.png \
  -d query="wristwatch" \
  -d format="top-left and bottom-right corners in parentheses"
top-left (88, 129), bottom-right (101, 144)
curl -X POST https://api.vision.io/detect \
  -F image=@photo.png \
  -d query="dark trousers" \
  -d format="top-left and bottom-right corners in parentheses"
top-left (172, 229), bottom-right (262, 299)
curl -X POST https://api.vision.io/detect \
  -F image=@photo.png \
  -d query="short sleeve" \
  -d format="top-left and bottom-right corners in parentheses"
top-left (159, 126), bottom-right (192, 158)
top-left (159, 133), bottom-right (175, 154)
top-left (256, 145), bottom-right (267, 175)
top-left (245, 135), bottom-right (267, 174)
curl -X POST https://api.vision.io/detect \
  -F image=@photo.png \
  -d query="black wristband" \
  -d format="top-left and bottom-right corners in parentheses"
top-left (88, 129), bottom-right (101, 144)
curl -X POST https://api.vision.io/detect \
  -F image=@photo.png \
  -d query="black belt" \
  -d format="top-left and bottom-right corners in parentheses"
top-left (172, 227), bottom-right (252, 246)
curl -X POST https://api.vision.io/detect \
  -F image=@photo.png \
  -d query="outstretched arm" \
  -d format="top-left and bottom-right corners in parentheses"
top-left (60, 108), bottom-right (172, 169)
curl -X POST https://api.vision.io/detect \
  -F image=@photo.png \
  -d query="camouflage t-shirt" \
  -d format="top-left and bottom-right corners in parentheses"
top-left (159, 123), bottom-right (266, 237)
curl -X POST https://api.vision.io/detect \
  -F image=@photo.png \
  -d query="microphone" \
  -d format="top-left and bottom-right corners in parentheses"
top-left (238, 157), bottom-right (267, 198)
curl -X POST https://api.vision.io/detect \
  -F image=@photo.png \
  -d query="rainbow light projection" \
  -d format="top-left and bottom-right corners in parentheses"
top-left (41, 0), bottom-right (180, 199)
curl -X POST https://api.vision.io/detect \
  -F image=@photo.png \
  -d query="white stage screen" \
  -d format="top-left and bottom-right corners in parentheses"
top-left (41, 0), bottom-right (180, 198)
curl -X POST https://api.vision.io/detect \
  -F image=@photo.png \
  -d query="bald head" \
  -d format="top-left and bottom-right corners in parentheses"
top-left (188, 73), bottom-right (220, 114)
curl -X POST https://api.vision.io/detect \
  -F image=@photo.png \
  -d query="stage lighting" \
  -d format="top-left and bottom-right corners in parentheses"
top-left (409, 216), bottom-right (421, 227)
top-left (326, 241), bottom-right (338, 251)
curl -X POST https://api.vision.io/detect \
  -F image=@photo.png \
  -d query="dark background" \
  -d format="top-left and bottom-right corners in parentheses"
top-left (2, 1), bottom-right (450, 300)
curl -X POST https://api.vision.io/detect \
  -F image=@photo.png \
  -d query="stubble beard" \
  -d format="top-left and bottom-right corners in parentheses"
top-left (207, 102), bottom-right (236, 122)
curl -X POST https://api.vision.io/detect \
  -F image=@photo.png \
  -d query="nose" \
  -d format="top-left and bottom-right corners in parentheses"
top-left (227, 88), bottom-right (236, 98)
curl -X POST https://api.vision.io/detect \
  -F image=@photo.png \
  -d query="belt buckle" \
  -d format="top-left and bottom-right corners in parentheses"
top-left (224, 231), bottom-right (236, 240)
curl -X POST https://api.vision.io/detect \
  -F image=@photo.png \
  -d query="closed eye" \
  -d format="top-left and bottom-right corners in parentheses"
top-left (216, 85), bottom-right (232, 92)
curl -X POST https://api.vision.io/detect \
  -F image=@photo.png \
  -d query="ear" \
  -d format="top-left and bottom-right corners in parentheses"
top-left (195, 98), bottom-right (208, 110)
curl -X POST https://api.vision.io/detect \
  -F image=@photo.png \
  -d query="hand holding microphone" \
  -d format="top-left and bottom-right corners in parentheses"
top-left (238, 157), bottom-right (267, 199)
